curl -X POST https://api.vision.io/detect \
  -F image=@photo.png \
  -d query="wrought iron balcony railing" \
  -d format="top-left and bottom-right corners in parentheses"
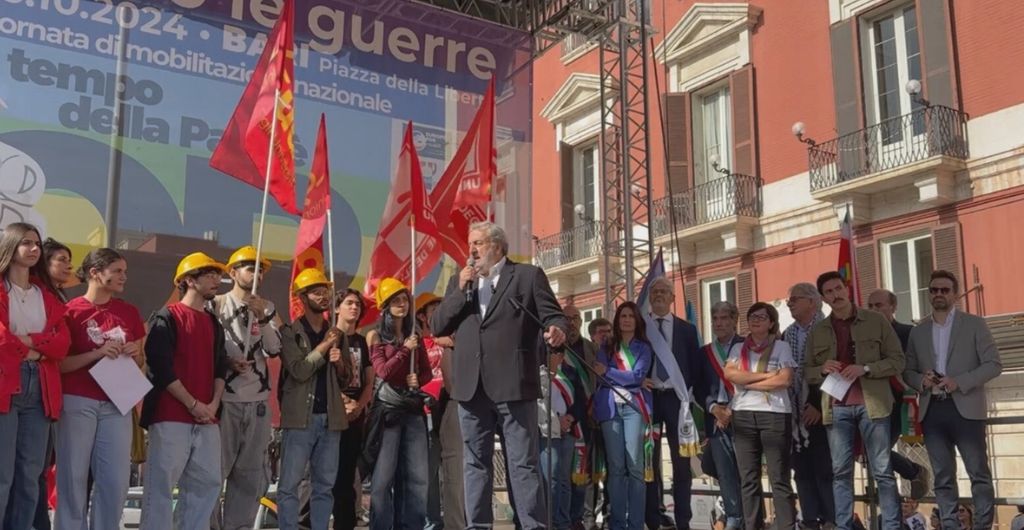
top-left (808, 105), bottom-right (969, 192)
top-left (534, 221), bottom-right (604, 269)
top-left (652, 173), bottom-right (763, 238)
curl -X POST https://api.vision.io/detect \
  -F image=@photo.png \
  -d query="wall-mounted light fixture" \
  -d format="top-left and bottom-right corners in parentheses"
top-left (905, 79), bottom-right (932, 108)
top-left (791, 121), bottom-right (817, 146)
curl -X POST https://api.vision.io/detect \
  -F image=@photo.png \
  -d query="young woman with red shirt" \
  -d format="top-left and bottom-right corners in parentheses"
top-left (55, 248), bottom-right (146, 529)
top-left (0, 222), bottom-right (71, 530)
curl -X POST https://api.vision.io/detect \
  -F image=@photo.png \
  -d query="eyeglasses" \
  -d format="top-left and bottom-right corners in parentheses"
top-left (929, 286), bottom-right (952, 294)
top-left (748, 313), bottom-right (770, 322)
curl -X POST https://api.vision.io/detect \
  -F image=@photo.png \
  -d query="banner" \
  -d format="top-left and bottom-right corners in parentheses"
top-left (0, 0), bottom-right (533, 318)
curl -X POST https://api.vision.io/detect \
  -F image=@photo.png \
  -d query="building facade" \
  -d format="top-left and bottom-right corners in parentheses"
top-left (532, 0), bottom-right (1024, 511)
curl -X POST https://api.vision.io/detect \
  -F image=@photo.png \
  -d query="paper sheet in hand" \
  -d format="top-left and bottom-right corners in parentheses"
top-left (821, 372), bottom-right (855, 400)
top-left (89, 356), bottom-right (151, 416)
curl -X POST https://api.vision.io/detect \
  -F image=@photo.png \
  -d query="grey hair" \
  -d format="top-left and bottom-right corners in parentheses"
top-left (470, 221), bottom-right (509, 255)
top-left (710, 300), bottom-right (738, 320)
top-left (650, 276), bottom-right (674, 293)
top-left (790, 282), bottom-right (823, 309)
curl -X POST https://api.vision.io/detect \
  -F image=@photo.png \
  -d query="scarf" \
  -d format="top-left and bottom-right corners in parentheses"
top-left (611, 341), bottom-right (657, 482)
top-left (552, 367), bottom-right (590, 485)
top-left (783, 311), bottom-right (823, 452)
top-left (564, 339), bottom-right (594, 397)
top-left (643, 314), bottom-right (701, 460)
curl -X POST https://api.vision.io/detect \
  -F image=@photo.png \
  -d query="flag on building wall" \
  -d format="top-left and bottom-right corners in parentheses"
top-left (210, 0), bottom-right (298, 215)
top-left (837, 205), bottom-right (860, 305)
top-left (288, 114), bottom-right (330, 319)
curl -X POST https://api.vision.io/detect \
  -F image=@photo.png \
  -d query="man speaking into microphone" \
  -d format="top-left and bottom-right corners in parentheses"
top-left (432, 221), bottom-right (568, 530)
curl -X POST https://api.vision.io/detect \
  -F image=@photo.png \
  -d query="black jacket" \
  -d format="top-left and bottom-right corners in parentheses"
top-left (431, 259), bottom-right (567, 403)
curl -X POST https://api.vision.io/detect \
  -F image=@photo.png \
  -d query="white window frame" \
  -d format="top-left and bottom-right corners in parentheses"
top-left (581, 307), bottom-right (604, 340)
top-left (692, 83), bottom-right (731, 187)
top-left (573, 143), bottom-right (601, 224)
top-left (701, 276), bottom-right (737, 341)
top-left (880, 233), bottom-right (934, 323)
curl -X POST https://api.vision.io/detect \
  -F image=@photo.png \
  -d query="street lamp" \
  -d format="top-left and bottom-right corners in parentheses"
top-left (791, 121), bottom-right (817, 146)
top-left (905, 79), bottom-right (931, 108)
top-left (709, 153), bottom-right (730, 176)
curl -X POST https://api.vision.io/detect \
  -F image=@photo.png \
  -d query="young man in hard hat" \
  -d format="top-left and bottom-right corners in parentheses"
top-left (140, 252), bottom-right (231, 530)
top-left (277, 268), bottom-right (351, 530)
top-left (210, 246), bottom-right (284, 530)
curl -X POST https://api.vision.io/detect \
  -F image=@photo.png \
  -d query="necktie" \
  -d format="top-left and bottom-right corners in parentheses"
top-left (655, 318), bottom-right (669, 381)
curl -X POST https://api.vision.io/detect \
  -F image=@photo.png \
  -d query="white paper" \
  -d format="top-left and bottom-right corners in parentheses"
top-left (821, 372), bottom-right (855, 400)
top-left (906, 513), bottom-right (928, 530)
top-left (89, 356), bottom-right (152, 416)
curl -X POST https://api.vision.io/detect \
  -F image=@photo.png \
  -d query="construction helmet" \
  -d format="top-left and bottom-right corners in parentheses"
top-left (173, 252), bottom-right (226, 284)
top-left (226, 245), bottom-right (272, 271)
top-left (414, 292), bottom-right (441, 313)
top-left (375, 277), bottom-right (408, 309)
top-left (292, 268), bottom-right (332, 294)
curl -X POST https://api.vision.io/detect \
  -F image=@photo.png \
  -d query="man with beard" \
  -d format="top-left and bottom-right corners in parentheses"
top-left (904, 270), bottom-right (1001, 530)
top-left (277, 269), bottom-right (350, 530)
top-left (210, 246), bottom-right (284, 529)
top-left (804, 271), bottom-right (903, 530)
top-left (140, 252), bottom-right (231, 530)
top-left (431, 221), bottom-right (567, 530)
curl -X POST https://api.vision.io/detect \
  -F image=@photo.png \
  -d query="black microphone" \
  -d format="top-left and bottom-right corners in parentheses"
top-left (463, 257), bottom-right (476, 303)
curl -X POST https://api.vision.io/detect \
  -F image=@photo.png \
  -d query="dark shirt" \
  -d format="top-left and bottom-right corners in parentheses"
top-left (832, 312), bottom-right (864, 406)
top-left (892, 320), bottom-right (913, 352)
top-left (300, 317), bottom-right (329, 414)
top-left (343, 333), bottom-right (371, 400)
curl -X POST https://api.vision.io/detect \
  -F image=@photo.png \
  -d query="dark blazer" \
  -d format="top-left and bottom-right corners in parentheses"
top-left (651, 315), bottom-right (706, 403)
top-left (892, 320), bottom-right (914, 352)
top-left (431, 259), bottom-right (568, 403)
top-left (700, 334), bottom-right (745, 438)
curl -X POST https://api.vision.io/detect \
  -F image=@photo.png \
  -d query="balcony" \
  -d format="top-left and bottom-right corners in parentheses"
top-left (807, 105), bottom-right (969, 208)
top-left (651, 173), bottom-right (763, 263)
top-left (534, 220), bottom-right (606, 271)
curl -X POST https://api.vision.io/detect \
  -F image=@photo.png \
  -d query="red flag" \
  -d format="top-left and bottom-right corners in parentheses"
top-left (451, 78), bottom-right (496, 209)
top-left (210, 0), bottom-right (299, 215)
top-left (837, 206), bottom-right (859, 305)
top-left (288, 115), bottom-right (331, 319)
top-left (362, 122), bottom-right (442, 321)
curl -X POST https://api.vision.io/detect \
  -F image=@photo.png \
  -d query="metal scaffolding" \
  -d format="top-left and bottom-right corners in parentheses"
top-left (415, 0), bottom-right (654, 309)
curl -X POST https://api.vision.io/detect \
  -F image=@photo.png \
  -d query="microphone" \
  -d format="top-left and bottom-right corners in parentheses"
top-left (464, 257), bottom-right (476, 303)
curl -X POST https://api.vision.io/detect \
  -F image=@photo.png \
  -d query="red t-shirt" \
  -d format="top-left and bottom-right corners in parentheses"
top-left (152, 303), bottom-right (216, 425)
top-left (63, 297), bottom-right (146, 401)
top-left (832, 313), bottom-right (864, 406)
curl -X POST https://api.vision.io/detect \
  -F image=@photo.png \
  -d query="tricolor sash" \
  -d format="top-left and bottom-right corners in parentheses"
top-left (703, 343), bottom-right (734, 396)
top-left (612, 341), bottom-right (656, 482)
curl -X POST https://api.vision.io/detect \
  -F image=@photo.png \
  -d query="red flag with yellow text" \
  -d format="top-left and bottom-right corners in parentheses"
top-left (210, 0), bottom-right (298, 215)
top-left (289, 114), bottom-right (331, 319)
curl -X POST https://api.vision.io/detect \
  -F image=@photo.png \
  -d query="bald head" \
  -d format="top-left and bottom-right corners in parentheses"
top-left (563, 305), bottom-right (582, 341)
top-left (867, 289), bottom-right (898, 322)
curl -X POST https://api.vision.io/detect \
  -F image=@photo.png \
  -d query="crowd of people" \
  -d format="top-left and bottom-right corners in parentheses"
top-left (0, 219), bottom-right (1008, 530)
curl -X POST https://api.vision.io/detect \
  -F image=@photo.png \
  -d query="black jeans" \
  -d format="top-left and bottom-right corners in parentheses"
top-left (732, 410), bottom-right (795, 530)
top-left (922, 399), bottom-right (994, 530)
top-left (792, 423), bottom-right (835, 526)
top-left (332, 416), bottom-right (365, 530)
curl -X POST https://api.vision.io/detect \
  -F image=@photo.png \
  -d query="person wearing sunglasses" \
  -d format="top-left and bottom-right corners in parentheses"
top-left (905, 270), bottom-right (1002, 530)
top-left (804, 271), bottom-right (904, 530)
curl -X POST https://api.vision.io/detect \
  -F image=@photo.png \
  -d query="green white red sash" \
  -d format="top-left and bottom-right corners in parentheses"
top-left (612, 341), bottom-right (656, 482)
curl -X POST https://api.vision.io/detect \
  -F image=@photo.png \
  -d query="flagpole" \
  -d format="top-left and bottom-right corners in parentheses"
top-left (327, 208), bottom-right (337, 328)
top-left (846, 203), bottom-right (860, 306)
top-left (410, 219), bottom-right (418, 375)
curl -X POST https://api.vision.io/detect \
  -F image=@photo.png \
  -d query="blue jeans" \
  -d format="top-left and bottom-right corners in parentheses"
top-left (371, 412), bottom-right (428, 530)
top-left (601, 403), bottom-right (645, 530)
top-left (278, 414), bottom-right (341, 530)
top-left (0, 363), bottom-right (51, 530)
top-left (708, 427), bottom-right (744, 530)
top-left (827, 405), bottom-right (900, 530)
top-left (541, 435), bottom-right (575, 530)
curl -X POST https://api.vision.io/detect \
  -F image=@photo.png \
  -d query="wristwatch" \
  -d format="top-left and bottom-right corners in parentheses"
top-left (863, 364), bottom-right (871, 374)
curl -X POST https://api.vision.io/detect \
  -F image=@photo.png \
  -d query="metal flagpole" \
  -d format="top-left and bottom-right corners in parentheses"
top-left (244, 86), bottom-right (280, 359)
top-left (327, 208), bottom-right (336, 328)
top-left (410, 219), bottom-right (418, 375)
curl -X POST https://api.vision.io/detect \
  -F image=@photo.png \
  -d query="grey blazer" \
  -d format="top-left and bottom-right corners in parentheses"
top-left (904, 311), bottom-right (1002, 420)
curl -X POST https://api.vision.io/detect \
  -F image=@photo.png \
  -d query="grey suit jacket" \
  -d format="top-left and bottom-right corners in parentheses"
top-left (904, 311), bottom-right (1002, 420)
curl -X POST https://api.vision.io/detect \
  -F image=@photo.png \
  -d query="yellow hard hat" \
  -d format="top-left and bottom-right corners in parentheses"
top-left (226, 245), bottom-right (272, 271)
top-left (173, 252), bottom-right (226, 284)
top-left (292, 268), bottom-right (332, 294)
top-left (375, 277), bottom-right (408, 309)
top-left (415, 292), bottom-right (441, 312)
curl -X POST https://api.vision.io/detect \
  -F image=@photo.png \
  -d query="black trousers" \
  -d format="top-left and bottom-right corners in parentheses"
top-left (645, 389), bottom-right (692, 530)
top-left (922, 399), bottom-right (994, 530)
top-left (732, 411), bottom-right (795, 530)
top-left (791, 423), bottom-right (835, 525)
top-left (332, 416), bottom-right (365, 530)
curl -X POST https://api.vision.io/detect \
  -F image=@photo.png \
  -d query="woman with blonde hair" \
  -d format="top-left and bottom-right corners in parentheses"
top-left (0, 223), bottom-right (70, 530)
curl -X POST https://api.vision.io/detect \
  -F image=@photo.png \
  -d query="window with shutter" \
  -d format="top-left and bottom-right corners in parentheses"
top-left (736, 270), bottom-right (756, 334)
top-left (931, 223), bottom-right (963, 308)
top-left (664, 92), bottom-right (692, 194)
top-left (830, 18), bottom-right (867, 178)
top-left (684, 281), bottom-right (700, 332)
top-left (729, 65), bottom-right (757, 177)
top-left (560, 142), bottom-right (575, 231)
top-left (855, 241), bottom-right (879, 307)
top-left (880, 235), bottom-right (933, 322)
top-left (702, 276), bottom-right (737, 341)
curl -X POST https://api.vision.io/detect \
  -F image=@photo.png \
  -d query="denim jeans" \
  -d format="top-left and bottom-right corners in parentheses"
top-left (708, 426), bottom-right (744, 530)
top-left (141, 422), bottom-right (221, 530)
top-left (426, 421), bottom-right (443, 530)
top-left (827, 405), bottom-right (900, 530)
top-left (55, 395), bottom-right (132, 530)
top-left (0, 363), bottom-right (51, 530)
top-left (541, 435), bottom-right (575, 529)
top-left (601, 403), bottom-right (646, 530)
top-left (371, 412), bottom-right (429, 530)
top-left (278, 414), bottom-right (341, 530)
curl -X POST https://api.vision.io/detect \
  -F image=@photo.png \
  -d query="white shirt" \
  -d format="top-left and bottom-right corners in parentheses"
top-left (478, 256), bottom-right (506, 317)
top-left (7, 283), bottom-right (46, 336)
top-left (649, 312), bottom-right (675, 389)
top-left (932, 307), bottom-right (956, 375)
top-left (728, 340), bottom-right (796, 414)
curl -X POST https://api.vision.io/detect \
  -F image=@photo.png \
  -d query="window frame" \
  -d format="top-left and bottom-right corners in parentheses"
top-left (691, 82), bottom-right (732, 187)
top-left (573, 142), bottom-right (601, 225)
top-left (581, 306), bottom-right (604, 340)
top-left (701, 275), bottom-right (737, 341)
top-left (860, 3), bottom-right (924, 128)
top-left (880, 232), bottom-right (934, 323)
